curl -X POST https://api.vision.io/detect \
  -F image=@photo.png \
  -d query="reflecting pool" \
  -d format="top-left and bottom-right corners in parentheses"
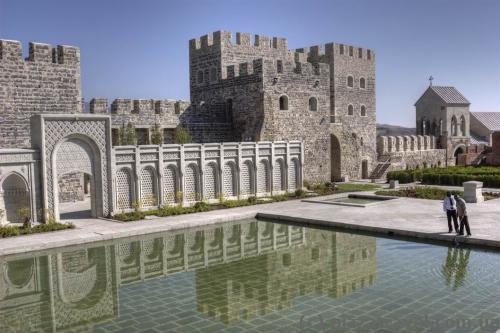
top-left (1, 219), bottom-right (500, 333)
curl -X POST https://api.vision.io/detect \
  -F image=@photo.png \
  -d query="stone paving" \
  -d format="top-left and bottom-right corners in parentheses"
top-left (1, 191), bottom-right (500, 256)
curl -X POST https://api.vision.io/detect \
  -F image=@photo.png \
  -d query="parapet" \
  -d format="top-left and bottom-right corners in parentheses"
top-left (0, 39), bottom-right (80, 65)
top-left (221, 59), bottom-right (263, 79)
top-left (109, 98), bottom-right (190, 116)
top-left (377, 135), bottom-right (437, 154)
top-left (90, 98), bottom-right (109, 114)
top-left (295, 42), bottom-right (375, 62)
top-left (189, 31), bottom-right (288, 54)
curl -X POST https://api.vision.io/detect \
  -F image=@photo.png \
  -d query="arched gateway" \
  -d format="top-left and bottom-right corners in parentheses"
top-left (34, 115), bottom-right (113, 221)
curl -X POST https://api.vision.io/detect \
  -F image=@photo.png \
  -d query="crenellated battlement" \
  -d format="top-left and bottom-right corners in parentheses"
top-left (221, 58), bottom-right (263, 80)
top-left (189, 31), bottom-right (288, 54)
top-left (377, 135), bottom-right (437, 155)
top-left (0, 39), bottom-right (80, 65)
top-left (93, 98), bottom-right (190, 115)
top-left (294, 42), bottom-right (375, 62)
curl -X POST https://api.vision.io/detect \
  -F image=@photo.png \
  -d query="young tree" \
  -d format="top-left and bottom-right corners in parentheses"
top-left (125, 122), bottom-right (137, 145)
top-left (174, 126), bottom-right (192, 144)
top-left (151, 123), bottom-right (163, 145)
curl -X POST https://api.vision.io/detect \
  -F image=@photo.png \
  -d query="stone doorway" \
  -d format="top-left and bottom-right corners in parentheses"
top-left (361, 160), bottom-right (369, 179)
top-left (330, 134), bottom-right (341, 181)
top-left (453, 145), bottom-right (465, 165)
top-left (53, 137), bottom-right (102, 221)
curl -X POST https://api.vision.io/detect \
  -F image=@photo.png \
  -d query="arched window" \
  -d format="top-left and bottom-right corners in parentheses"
top-left (347, 76), bottom-right (354, 88)
top-left (439, 119), bottom-right (443, 136)
top-left (185, 164), bottom-right (200, 202)
top-left (257, 160), bottom-right (270, 194)
top-left (163, 165), bottom-right (178, 204)
top-left (197, 70), bottom-right (203, 84)
top-left (1, 173), bottom-right (30, 224)
top-left (359, 77), bottom-right (366, 89)
top-left (360, 105), bottom-right (366, 116)
top-left (348, 104), bottom-right (354, 116)
top-left (308, 97), bottom-right (317, 111)
top-left (431, 119), bottom-right (437, 136)
top-left (460, 115), bottom-right (466, 136)
top-left (451, 116), bottom-right (458, 136)
top-left (140, 167), bottom-right (157, 207)
top-left (210, 67), bottom-right (217, 82)
top-left (116, 168), bottom-right (134, 210)
top-left (223, 162), bottom-right (237, 198)
top-left (279, 95), bottom-right (288, 110)
top-left (204, 162), bottom-right (218, 200)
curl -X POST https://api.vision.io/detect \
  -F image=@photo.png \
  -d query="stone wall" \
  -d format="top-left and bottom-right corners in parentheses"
top-left (0, 40), bottom-right (81, 148)
top-left (112, 141), bottom-right (303, 213)
top-left (58, 172), bottom-right (84, 203)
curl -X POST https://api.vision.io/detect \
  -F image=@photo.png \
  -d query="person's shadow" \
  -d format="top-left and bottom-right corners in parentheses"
top-left (442, 247), bottom-right (471, 290)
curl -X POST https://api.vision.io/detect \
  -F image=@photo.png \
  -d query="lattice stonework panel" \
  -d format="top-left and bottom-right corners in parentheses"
top-left (240, 161), bottom-right (253, 195)
top-left (116, 168), bottom-right (133, 210)
top-left (289, 159), bottom-right (298, 191)
top-left (257, 160), bottom-right (270, 194)
top-left (273, 160), bottom-right (283, 191)
top-left (185, 164), bottom-right (198, 202)
top-left (223, 163), bottom-right (236, 197)
top-left (43, 119), bottom-right (110, 216)
top-left (204, 163), bottom-right (217, 200)
top-left (163, 165), bottom-right (177, 204)
top-left (140, 168), bottom-right (156, 207)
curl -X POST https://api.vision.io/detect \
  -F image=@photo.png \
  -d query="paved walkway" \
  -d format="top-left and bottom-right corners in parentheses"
top-left (2, 192), bottom-right (500, 256)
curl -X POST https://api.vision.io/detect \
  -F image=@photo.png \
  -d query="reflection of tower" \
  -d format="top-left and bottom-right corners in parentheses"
top-left (195, 224), bottom-right (378, 324)
top-left (329, 233), bottom-right (377, 298)
top-left (0, 245), bottom-right (119, 333)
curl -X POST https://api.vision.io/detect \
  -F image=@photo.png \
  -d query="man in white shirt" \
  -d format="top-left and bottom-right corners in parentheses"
top-left (443, 191), bottom-right (459, 233)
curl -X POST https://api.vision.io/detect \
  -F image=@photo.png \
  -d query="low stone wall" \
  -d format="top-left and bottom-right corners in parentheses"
top-left (377, 135), bottom-right (437, 155)
top-left (112, 141), bottom-right (304, 213)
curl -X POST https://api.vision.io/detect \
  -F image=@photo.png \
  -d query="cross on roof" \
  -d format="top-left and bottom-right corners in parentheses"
top-left (429, 76), bottom-right (434, 87)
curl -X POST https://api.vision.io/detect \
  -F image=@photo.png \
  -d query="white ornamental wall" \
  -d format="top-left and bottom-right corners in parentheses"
top-left (112, 141), bottom-right (303, 213)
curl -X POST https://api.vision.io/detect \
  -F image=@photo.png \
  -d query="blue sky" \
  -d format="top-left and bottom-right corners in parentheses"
top-left (1, 0), bottom-right (499, 126)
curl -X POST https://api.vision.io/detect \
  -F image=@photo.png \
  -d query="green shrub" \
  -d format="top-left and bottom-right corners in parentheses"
top-left (0, 226), bottom-right (20, 238)
top-left (0, 222), bottom-right (73, 238)
top-left (247, 196), bottom-right (257, 204)
top-left (376, 187), bottom-right (462, 200)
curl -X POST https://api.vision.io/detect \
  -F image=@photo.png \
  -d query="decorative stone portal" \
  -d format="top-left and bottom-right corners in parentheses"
top-left (32, 115), bottom-right (113, 221)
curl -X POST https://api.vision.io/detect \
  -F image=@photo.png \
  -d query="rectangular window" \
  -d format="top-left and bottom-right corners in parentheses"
top-left (277, 60), bottom-right (283, 73)
top-left (339, 44), bottom-right (344, 55)
top-left (349, 46), bottom-right (353, 57)
top-left (367, 50), bottom-right (371, 60)
top-left (358, 48), bottom-right (362, 58)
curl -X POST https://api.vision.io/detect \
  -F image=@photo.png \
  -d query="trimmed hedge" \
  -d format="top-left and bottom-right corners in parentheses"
top-left (0, 222), bottom-right (74, 238)
top-left (387, 166), bottom-right (500, 188)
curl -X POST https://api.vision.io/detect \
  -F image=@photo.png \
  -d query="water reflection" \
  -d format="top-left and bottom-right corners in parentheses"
top-left (0, 220), bottom-right (377, 332)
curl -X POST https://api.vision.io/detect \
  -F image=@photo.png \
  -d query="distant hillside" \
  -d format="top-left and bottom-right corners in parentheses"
top-left (376, 124), bottom-right (415, 137)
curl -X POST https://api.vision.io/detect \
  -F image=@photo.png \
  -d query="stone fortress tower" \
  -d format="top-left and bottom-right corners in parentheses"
top-left (189, 31), bottom-right (376, 181)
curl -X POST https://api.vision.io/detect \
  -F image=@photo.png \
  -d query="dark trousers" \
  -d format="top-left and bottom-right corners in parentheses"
top-left (459, 215), bottom-right (471, 236)
top-left (447, 210), bottom-right (459, 232)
